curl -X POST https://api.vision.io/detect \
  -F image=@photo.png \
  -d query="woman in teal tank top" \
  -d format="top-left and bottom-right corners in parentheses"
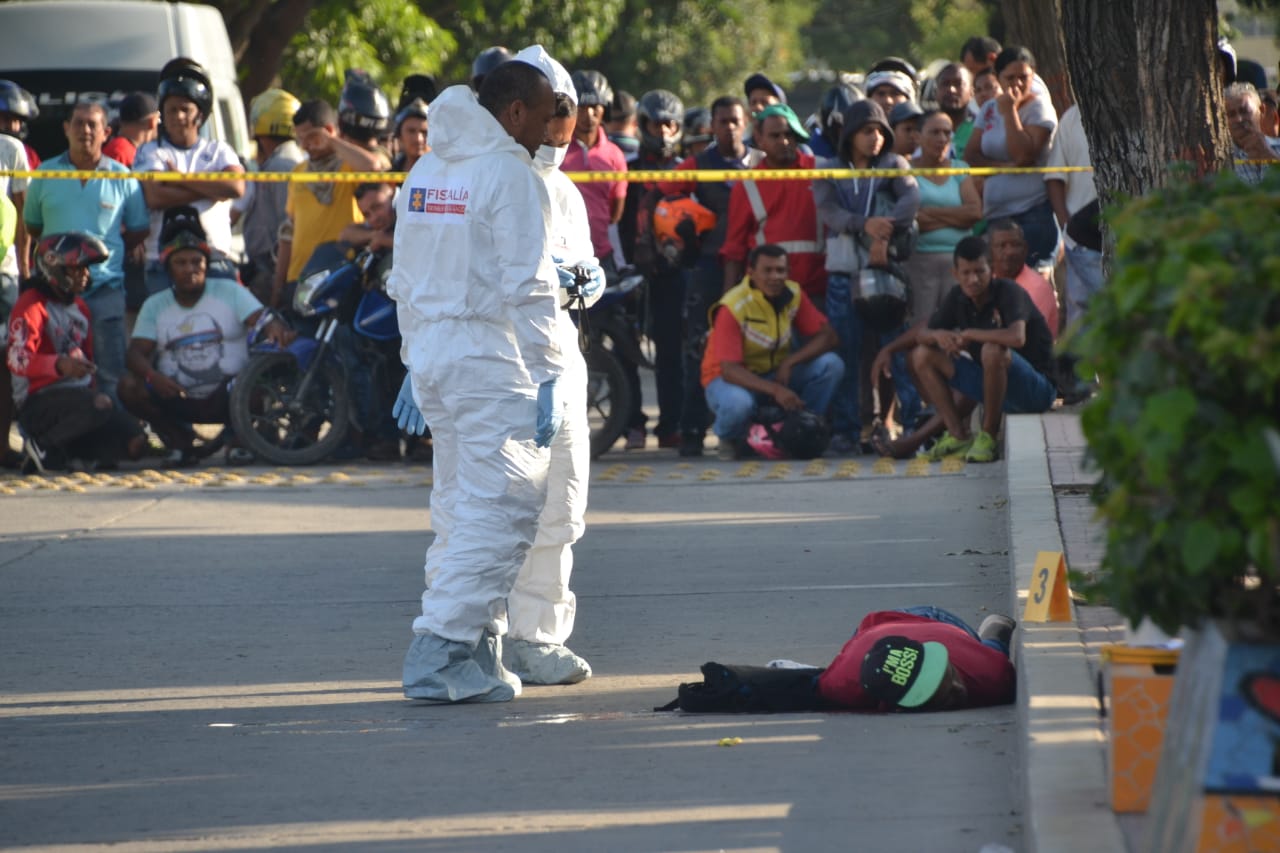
top-left (903, 111), bottom-right (982, 324)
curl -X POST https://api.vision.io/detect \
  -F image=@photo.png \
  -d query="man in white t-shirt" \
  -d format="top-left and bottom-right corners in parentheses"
top-left (133, 59), bottom-right (244, 299)
top-left (118, 214), bottom-right (290, 466)
top-left (1044, 103), bottom-right (1100, 328)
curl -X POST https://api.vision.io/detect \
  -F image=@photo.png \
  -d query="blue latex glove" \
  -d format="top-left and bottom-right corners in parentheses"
top-left (535, 378), bottom-right (563, 448)
top-left (555, 264), bottom-right (577, 289)
top-left (575, 261), bottom-right (606, 300)
top-left (393, 375), bottom-right (427, 435)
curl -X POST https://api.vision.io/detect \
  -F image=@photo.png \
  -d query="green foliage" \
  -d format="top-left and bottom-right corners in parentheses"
top-left (436, 0), bottom-right (627, 81)
top-left (1074, 169), bottom-right (1280, 633)
top-left (803, 0), bottom-right (992, 73)
top-left (283, 0), bottom-right (457, 104)
top-left (586, 0), bottom-right (817, 106)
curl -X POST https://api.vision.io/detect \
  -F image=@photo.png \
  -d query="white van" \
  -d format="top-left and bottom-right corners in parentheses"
top-left (0, 0), bottom-right (249, 161)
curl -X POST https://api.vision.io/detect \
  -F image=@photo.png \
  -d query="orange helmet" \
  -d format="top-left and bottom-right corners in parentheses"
top-left (652, 195), bottom-right (716, 266)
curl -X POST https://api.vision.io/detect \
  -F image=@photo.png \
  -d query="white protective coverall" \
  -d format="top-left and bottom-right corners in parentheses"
top-left (506, 48), bottom-right (602, 667)
top-left (389, 84), bottom-right (565, 648)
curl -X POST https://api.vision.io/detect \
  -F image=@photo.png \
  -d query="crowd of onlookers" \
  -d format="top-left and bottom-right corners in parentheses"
top-left (0, 34), bottom-right (1276, 473)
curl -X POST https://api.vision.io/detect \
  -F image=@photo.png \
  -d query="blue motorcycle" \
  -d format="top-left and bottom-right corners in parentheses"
top-left (229, 245), bottom-right (399, 465)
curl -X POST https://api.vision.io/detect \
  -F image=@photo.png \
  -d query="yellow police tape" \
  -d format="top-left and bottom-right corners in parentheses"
top-left (0, 165), bottom-right (1096, 184)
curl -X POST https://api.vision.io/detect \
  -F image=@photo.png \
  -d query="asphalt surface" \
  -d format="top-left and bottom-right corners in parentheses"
top-left (1, 453), bottom-right (1023, 852)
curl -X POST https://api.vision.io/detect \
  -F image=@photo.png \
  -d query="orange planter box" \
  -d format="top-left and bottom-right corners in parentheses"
top-left (1103, 644), bottom-right (1181, 813)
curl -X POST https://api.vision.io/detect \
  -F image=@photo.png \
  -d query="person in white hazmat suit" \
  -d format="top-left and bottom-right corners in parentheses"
top-left (388, 59), bottom-right (565, 704)
top-left (502, 45), bottom-right (607, 685)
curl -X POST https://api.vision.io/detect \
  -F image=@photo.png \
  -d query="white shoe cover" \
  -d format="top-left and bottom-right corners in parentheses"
top-left (505, 639), bottom-right (592, 685)
top-left (402, 632), bottom-right (518, 703)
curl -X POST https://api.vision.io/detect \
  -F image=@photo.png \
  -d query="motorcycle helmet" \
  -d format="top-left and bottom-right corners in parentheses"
top-left (472, 46), bottom-right (513, 90)
top-left (249, 88), bottom-right (301, 140)
top-left (747, 407), bottom-right (831, 460)
top-left (394, 98), bottom-right (428, 135)
top-left (571, 70), bottom-right (612, 108)
top-left (35, 232), bottom-right (109, 300)
top-left (157, 57), bottom-right (213, 119)
top-left (652, 195), bottom-right (716, 267)
top-left (158, 206), bottom-right (212, 267)
top-left (0, 80), bottom-right (38, 139)
top-left (398, 73), bottom-right (438, 109)
top-left (869, 56), bottom-right (919, 80)
top-left (855, 267), bottom-right (910, 333)
top-left (637, 89), bottom-right (684, 158)
top-left (682, 106), bottom-right (712, 153)
top-left (338, 69), bottom-right (390, 140)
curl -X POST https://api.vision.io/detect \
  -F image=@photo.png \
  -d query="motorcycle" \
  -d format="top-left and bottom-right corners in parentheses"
top-left (229, 245), bottom-right (399, 465)
top-left (578, 268), bottom-right (653, 459)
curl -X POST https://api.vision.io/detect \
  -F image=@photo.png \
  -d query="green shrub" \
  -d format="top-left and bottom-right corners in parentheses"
top-left (1074, 169), bottom-right (1280, 634)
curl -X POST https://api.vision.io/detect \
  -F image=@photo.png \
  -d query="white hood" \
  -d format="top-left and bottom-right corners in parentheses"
top-left (425, 84), bottom-right (533, 166)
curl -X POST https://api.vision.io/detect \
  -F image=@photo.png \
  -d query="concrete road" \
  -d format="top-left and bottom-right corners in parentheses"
top-left (0, 455), bottom-right (1022, 852)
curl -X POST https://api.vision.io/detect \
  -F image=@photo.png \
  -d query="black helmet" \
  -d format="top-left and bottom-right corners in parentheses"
top-left (471, 46), bottom-right (512, 89)
top-left (398, 74), bottom-right (438, 110)
top-left (157, 57), bottom-right (213, 120)
top-left (637, 89), bottom-right (684, 157)
top-left (820, 84), bottom-right (863, 150)
top-left (571, 70), bottom-right (612, 108)
top-left (749, 406), bottom-right (832, 460)
top-left (682, 106), bottom-right (712, 150)
top-left (869, 56), bottom-right (919, 80)
top-left (0, 80), bottom-right (38, 123)
top-left (338, 69), bottom-right (390, 140)
top-left (855, 267), bottom-right (910, 333)
top-left (394, 98), bottom-right (428, 135)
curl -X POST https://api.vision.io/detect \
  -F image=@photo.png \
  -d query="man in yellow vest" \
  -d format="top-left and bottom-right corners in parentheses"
top-left (701, 243), bottom-right (843, 460)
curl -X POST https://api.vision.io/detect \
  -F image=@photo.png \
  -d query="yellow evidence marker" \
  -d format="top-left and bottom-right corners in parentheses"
top-left (1022, 550), bottom-right (1072, 622)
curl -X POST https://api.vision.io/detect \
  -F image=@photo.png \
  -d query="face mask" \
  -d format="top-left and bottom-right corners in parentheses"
top-left (533, 143), bottom-right (568, 175)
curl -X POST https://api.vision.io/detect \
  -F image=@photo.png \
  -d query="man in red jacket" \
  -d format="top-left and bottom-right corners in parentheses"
top-left (720, 104), bottom-right (826, 301)
top-left (817, 607), bottom-right (1017, 711)
top-left (6, 233), bottom-right (146, 470)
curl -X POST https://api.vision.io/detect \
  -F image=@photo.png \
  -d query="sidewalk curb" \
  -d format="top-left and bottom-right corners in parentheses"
top-left (1006, 414), bottom-right (1127, 853)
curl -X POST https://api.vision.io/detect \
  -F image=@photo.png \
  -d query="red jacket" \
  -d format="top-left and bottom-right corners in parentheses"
top-left (719, 150), bottom-right (827, 300)
top-left (817, 611), bottom-right (1016, 710)
top-left (6, 288), bottom-right (94, 406)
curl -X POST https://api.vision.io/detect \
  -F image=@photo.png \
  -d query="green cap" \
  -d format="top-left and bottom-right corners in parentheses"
top-left (755, 103), bottom-right (810, 142)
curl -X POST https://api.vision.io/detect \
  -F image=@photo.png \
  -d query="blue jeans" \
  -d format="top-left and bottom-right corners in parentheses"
top-left (1009, 200), bottom-right (1060, 270)
top-left (705, 352), bottom-right (844, 440)
top-left (897, 606), bottom-right (1008, 656)
top-left (1064, 243), bottom-right (1104, 328)
top-left (826, 273), bottom-right (921, 437)
top-left (82, 286), bottom-right (126, 408)
top-left (948, 350), bottom-right (1058, 414)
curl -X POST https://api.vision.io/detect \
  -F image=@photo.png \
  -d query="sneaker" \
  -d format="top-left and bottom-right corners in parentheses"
top-left (366, 438), bottom-right (403, 462)
top-left (678, 433), bottom-right (704, 457)
top-left (965, 430), bottom-right (997, 463)
top-left (978, 614), bottom-right (1017, 650)
top-left (656, 432), bottom-right (682, 450)
top-left (716, 440), bottom-right (738, 461)
top-left (924, 431), bottom-right (973, 461)
top-left (828, 433), bottom-right (861, 456)
top-left (625, 427), bottom-right (646, 450)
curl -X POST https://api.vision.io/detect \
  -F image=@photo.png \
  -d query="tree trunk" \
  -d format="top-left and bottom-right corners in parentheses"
top-left (1001, 0), bottom-right (1073, 115)
top-left (238, 0), bottom-right (318, 106)
top-left (1060, 0), bottom-right (1231, 204)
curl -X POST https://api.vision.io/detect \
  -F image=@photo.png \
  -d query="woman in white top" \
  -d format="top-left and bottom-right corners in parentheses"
top-left (964, 46), bottom-right (1058, 269)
